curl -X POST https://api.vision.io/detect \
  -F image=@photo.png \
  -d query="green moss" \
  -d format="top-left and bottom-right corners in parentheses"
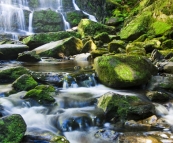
top-left (0, 67), bottom-right (29, 83)
top-left (0, 114), bottom-right (26, 143)
top-left (91, 49), bottom-right (109, 58)
top-left (12, 74), bottom-right (38, 91)
top-left (24, 85), bottom-right (56, 104)
top-left (150, 21), bottom-right (172, 36)
top-left (78, 19), bottom-right (116, 38)
top-left (97, 92), bottom-right (139, 119)
top-left (94, 55), bottom-right (157, 88)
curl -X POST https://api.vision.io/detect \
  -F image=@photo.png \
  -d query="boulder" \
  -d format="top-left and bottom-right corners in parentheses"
top-left (22, 31), bottom-right (81, 50)
top-left (94, 55), bottom-right (157, 88)
top-left (0, 66), bottom-right (30, 83)
top-left (23, 85), bottom-right (56, 105)
top-left (17, 51), bottom-right (41, 62)
top-left (32, 37), bottom-right (83, 58)
top-left (0, 44), bottom-right (28, 60)
top-left (81, 40), bottom-right (97, 53)
top-left (163, 62), bottom-right (173, 74)
top-left (147, 75), bottom-right (173, 91)
top-left (78, 19), bottom-right (115, 38)
top-left (0, 114), bottom-right (26, 143)
top-left (145, 91), bottom-right (169, 102)
top-left (162, 39), bottom-right (173, 49)
top-left (94, 32), bottom-right (111, 43)
top-left (108, 40), bottom-right (125, 53)
top-left (126, 42), bottom-right (146, 56)
top-left (12, 74), bottom-right (38, 91)
top-left (97, 92), bottom-right (155, 120)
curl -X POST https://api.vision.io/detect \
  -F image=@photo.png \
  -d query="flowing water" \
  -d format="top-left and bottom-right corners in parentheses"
top-left (0, 59), bottom-right (145, 143)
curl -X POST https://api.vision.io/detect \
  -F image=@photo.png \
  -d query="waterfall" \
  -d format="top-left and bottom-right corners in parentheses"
top-left (72, 0), bottom-right (97, 22)
top-left (28, 11), bottom-right (33, 33)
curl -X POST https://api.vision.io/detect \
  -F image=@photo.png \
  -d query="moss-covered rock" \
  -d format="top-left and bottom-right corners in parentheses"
top-left (108, 40), bottom-right (125, 53)
top-left (0, 114), bottom-right (26, 143)
top-left (126, 42), bottom-right (146, 56)
top-left (51, 135), bottom-right (70, 143)
top-left (97, 91), bottom-right (155, 120)
top-left (78, 19), bottom-right (116, 38)
top-left (33, 37), bottom-right (83, 58)
top-left (12, 74), bottom-right (38, 91)
top-left (0, 44), bottom-right (29, 60)
top-left (94, 32), bottom-right (111, 43)
top-left (17, 51), bottom-right (41, 62)
top-left (119, 0), bottom-right (173, 40)
top-left (32, 10), bottom-right (64, 33)
top-left (66, 10), bottom-right (88, 27)
top-left (81, 39), bottom-right (97, 53)
top-left (0, 66), bottom-right (29, 83)
top-left (23, 85), bottom-right (56, 105)
top-left (22, 31), bottom-right (81, 50)
top-left (94, 55), bottom-right (157, 88)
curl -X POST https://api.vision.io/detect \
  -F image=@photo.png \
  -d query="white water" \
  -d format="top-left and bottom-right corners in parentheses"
top-left (72, 0), bottom-right (97, 22)
top-left (28, 11), bottom-right (33, 33)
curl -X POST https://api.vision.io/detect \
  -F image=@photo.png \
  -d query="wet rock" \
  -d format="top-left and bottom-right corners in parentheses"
top-left (147, 75), bottom-right (173, 91)
top-left (163, 62), bottom-right (173, 74)
top-left (32, 37), bottom-right (83, 58)
top-left (108, 40), bottom-right (125, 53)
top-left (94, 32), bottom-right (111, 43)
top-left (23, 85), bottom-right (56, 105)
top-left (94, 55), bottom-right (157, 88)
top-left (78, 19), bottom-right (115, 38)
top-left (17, 51), bottom-right (41, 62)
top-left (119, 132), bottom-right (162, 143)
top-left (124, 120), bottom-right (151, 131)
top-left (0, 114), bottom-right (26, 143)
top-left (150, 49), bottom-right (164, 63)
top-left (97, 92), bottom-right (148, 120)
top-left (12, 74), bottom-right (38, 91)
top-left (0, 66), bottom-right (30, 83)
top-left (80, 40), bottom-right (97, 53)
top-left (22, 31), bottom-right (81, 50)
top-left (139, 115), bottom-right (157, 125)
top-left (0, 44), bottom-right (28, 60)
top-left (145, 91), bottom-right (169, 102)
top-left (94, 129), bottom-right (119, 141)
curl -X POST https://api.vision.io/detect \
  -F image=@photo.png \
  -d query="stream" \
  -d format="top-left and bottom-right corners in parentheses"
top-left (0, 59), bottom-right (173, 143)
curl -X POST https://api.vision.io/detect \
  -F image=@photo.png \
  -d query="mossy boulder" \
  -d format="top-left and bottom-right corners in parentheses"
top-left (32, 10), bottom-right (64, 33)
top-left (22, 31), bottom-right (81, 50)
top-left (33, 37), bottom-right (83, 58)
top-left (17, 51), bottom-right (41, 62)
top-left (0, 44), bottom-right (29, 60)
top-left (108, 40), bottom-right (125, 53)
top-left (94, 55), bottom-right (157, 88)
top-left (0, 114), bottom-right (26, 143)
top-left (78, 19), bottom-right (116, 38)
top-left (12, 74), bottom-right (38, 91)
top-left (0, 66), bottom-right (29, 83)
top-left (97, 92), bottom-right (155, 120)
top-left (126, 42), bottom-right (146, 56)
top-left (81, 40), bottom-right (97, 53)
top-left (51, 136), bottom-right (70, 143)
top-left (94, 32), bottom-right (111, 43)
top-left (23, 85), bottom-right (56, 105)
top-left (66, 10), bottom-right (88, 27)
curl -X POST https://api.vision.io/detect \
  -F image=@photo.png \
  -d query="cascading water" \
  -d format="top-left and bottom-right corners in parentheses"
top-left (28, 11), bottom-right (33, 33)
top-left (72, 0), bottom-right (97, 22)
